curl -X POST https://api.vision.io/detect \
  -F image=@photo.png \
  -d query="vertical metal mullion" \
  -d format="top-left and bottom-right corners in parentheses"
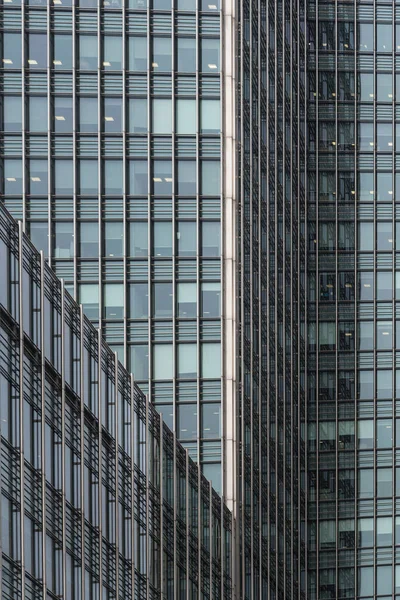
top-left (147, 4), bottom-right (152, 400)
top-left (195, 0), bottom-right (200, 468)
top-left (47, 0), bottom-right (51, 269)
top-left (209, 481), bottom-right (213, 600)
top-left (97, 328), bottom-right (103, 595)
top-left (18, 222), bottom-right (26, 598)
top-left (334, 0), bottom-right (339, 593)
top-left (40, 251), bottom-right (48, 598)
top-left (146, 394), bottom-right (150, 599)
top-left (72, 0), bottom-right (78, 298)
top-left (80, 305), bottom-right (86, 600)
top-left (114, 353), bottom-right (120, 600)
top-left (60, 279), bottom-right (67, 600)
top-left (198, 461), bottom-right (202, 597)
top-left (392, 0), bottom-right (396, 589)
top-left (21, 0), bottom-right (27, 230)
top-left (160, 413), bottom-right (165, 599)
top-left (122, 0), bottom-right (128, 367)
top-left (97, 0), bottom-right (102, 331)
top-left (372, 0), bottom-right (377, 593)
top-left (185, 448), bottom-right (190, 600)
top-left (171, 0), bottom-right (177, 447)
top-left (130, 374), bottom-right (136, 600)
top-left (173, 428), bottom-right (178, 599)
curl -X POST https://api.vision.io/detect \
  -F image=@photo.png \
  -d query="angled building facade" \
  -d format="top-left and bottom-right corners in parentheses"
top-left (0, 202), bottom-right (233, 599)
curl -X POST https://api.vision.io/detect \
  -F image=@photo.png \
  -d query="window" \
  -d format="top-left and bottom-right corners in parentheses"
top-left (129, 222), bottom-right (148, 256)
top-left (358, 322), bottom-right (373, 350)
top-left (153, 283), bottom-right (173, 317)
top-left (200, 38), bottom-right (220, 72)
top-left (358, 122), bottom-right (373, 150)
top-left (29, 97), bottom-right (48, 133)
top-left (79, 36), bottom-right (98, 70)
top-left (79, 98), bottom-right (98, 133)
top-left (202, 463), bottom-right (221, 494)
top-left (128, 37), bottom-right (147, 71)
top-left (54, 160), bottom-right (73, 194)
top-left (358, 272), bottom-right (373, 300)
top-left (358, 518), bottom-right (374, 547)
top-left (377, 468), bottom-right (392, 497)
top-left (201, 222), bottom-right (220, 256)
top-left (200, 100), bottom-right (220, 133)
top-left (377, 73), bottom-right (393, 101)
top-left (177, 222), bottom-right (196, 256)
top-left (54, 222), bottom-right (74, 258)
top-left (103, 98), bottom-right (122, 132)
top-left (358, 567), bottom-right (373, 597)
top-left (153, 161), bottom-right (172, 194)
top-left (377, 272), bottom-right (392, 300)
top-left (104, 222), bottom-right (123, 257)
top-left (176, 99), bottom-right (196, 134)
top-left (177, 161), bottom-right (196, 194)
top-left (130, 345), bottom-right (149, 380)
top-left (129, 99), bottom-right (147, 133)
top-left (2, 33), bottom-right (22, 69)
top-left (152, 99), bottom-right (172, 134)
top-left (178, 404), bottom-right (197, 439)
top-left (201, 161), bottom-right (220, 195)
top-left (79, 284), bottom-right (99, 319)
top-left (28, 34), bottom-right (47, 69)
top-left (29, 160), bottom-right (48, 195)
top-left (177, 283), bottom-right (197, 318)
top-left (178, 344), bottom-right (197, 378)
top-left (359, 73), bottom-right (374, 101)
top-left (53, 35), bottom-right (73, 69)
top-left (54, 97), bottom-right (73, 133)
top-left (104, 161), bottom-right (123, 195)
top-left (377, 222), bottom-right (393, 251)
top-left (376, 123), bottom-right (393, 151)
top-left (153, 344), bottom-right (173, 379)
top-left (130, 283), bottom-right (148, 319)
top-left (201, 343), bottom-right (220, 378)
top-left (358, 23), bottom-right (373, 51)
top-left (4, 159), bottom-right (23, 195)
top-left (358, 420), bottom-right (373, 449)
top-left (377, 172), bottom-right (393, 201)
top-left (103, 36), bottom-right (122, 70)
top-left (201, 283), bottom-right (220, 317)
top-left (319, 322), bottom-right (335, 351)
top-left (29, 223), bottom-right (48, 258)
top-left (2, 96), bottom-right (22, 132)
top-left (358, 370), bottom-right (373, 400)
top-left (103, 284), bottom-right (124, 318)
top-left (376, 517), bottom-right (392, 547)
top-left (377, 24), bottom-right (392, 52)
top-left (79, 222), bottom-right (99, 258)
top-left (201, 0), bottom-right (219, 10)
top-left (153, 222), bottom-right (172, 256)
top-left (377, 370), bottom-right (392, 399)
top-left (358, 469), bottom-right (373, 498)
top-left (129, 161), bottom-right (148, 195)
top-left (358, 222), bottom-right (373, 251)
top-left (201, 404), bottom-right (220, 438)
top-left (376, 322), bottom-right (392, 350)
top-left (79, 161), bottom-right (98, 195)
top-left (177, 38), bottom-right (196, 72)
top-left (358, 172), bottom-right (374, 201)
top-left (152, 37), bottom-right (171, 71)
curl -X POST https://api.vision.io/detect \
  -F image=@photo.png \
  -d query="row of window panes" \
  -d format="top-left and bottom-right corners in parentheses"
top-left (314, 517), bottom-right (400, 549)
top-left (152, 402), bottom-right (220, 439)
top-left (315, 123), bottom-right (400, 151)
top-left (2, 160), bottom-right (221, 196)
top-left (30, 221), bottom-right (221, 258)
top-left (1, 97), bottom-right (221, 135)
top-left (78, 281), bottom-right (220, 318)
top-left (314, 22), bottom-right (400, 53)
top-left (308, 419), bottom-right (400, 450)
top-left (310, 565), bottom-right (399, 598)
top-left (1, 34), bottom-right (220, 73)
top-left (3, 0), bottom-right (221, 11)
top-left (312, 173), bottom-right (400, 204)
top-left (310, 73), bottom-right (400, 101)
top-left (119, 342), bottom-right (221, 380)
top-left (309, 467), bottom-right (396, 499)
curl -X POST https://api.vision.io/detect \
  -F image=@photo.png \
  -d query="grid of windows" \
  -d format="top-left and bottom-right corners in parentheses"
top-left (0, 202), bottom-right (232, 600)
top-left (0, 0), bottom-right (223, 483)
top-left (236, 0), bottom-right (307, 598)
top-left (308, 0), bottom-right (400, 598)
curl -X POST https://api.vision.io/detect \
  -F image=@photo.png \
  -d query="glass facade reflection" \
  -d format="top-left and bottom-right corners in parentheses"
top-left (0, 0), bottom-right (222, 486)
top-left (0, 203), bottom-right (232, 599)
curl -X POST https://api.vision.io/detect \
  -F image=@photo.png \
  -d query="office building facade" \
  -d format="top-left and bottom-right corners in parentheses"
top-left (3, 0), bottom-right (400, 598)
top-left (0, 202), bottom-right (233, 599)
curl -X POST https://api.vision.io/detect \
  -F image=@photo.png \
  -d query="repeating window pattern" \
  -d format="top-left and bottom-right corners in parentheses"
top-left (0, 203), bottom-right (232, 600)
top-left (308, 0), bottom-right (400, 598)
top-left (236, 0), bottom-right (307, 598)
top-left (0, 0), bottom-right (222, 482)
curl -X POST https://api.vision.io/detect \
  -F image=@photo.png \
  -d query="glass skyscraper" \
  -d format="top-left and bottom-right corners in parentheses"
top-left (3, 0), bottom-right (400, 597)
top-left (0, 201), bottom-right (233, 599)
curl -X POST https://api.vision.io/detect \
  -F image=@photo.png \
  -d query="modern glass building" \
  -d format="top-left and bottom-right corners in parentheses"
top-left (0, 0), bottom-right (224, 491)
top-left (0, 201), bottom-right (233, 599)
top-left (5, 0), bottom-right (400, 597)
